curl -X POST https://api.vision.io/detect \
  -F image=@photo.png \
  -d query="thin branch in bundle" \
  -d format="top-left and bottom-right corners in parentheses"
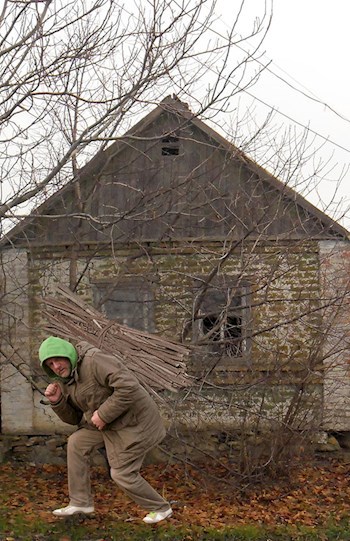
top-left (40, 284), bottom-right (194, 395)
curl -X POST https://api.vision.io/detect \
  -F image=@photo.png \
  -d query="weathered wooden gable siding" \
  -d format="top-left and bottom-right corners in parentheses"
top-left (96, 115), bottom-right (337, 242)
top-left (7, 112), bottom-right (339, 249)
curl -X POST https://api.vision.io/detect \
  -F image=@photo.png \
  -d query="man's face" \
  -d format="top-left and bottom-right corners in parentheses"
top-left (45, 357), bottom-right (71, 378)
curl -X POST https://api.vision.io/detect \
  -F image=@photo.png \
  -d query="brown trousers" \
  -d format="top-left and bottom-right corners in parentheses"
top-left (66, 428), bottom-right (170, 512)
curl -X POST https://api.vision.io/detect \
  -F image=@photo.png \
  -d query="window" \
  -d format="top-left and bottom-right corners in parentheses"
top-left (161, 135), bottom-right (179, 156)
top-left (93, 280), bottom-right (155, 332)
top-left (193, 277), bottom-right (250, 358)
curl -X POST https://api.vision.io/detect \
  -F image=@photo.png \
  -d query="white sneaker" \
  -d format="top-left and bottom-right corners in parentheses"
top-left (52, 505), bottom-right (95, 517)
top-left (143, 507), bottom-right (173, 524)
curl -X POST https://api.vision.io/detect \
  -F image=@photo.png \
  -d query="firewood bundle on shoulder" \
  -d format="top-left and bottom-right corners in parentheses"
top-left (41, 285), bottom-right (193, 396)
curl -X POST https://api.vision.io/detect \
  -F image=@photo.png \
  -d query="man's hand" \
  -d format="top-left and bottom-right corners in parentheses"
top-left (45, 383), bottom-right (62, 403)
top-left (91, 410), bottom-right (106, 430)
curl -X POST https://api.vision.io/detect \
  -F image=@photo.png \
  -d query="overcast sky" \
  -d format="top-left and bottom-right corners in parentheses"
top-left (213, 0), bottom-right (350, 229)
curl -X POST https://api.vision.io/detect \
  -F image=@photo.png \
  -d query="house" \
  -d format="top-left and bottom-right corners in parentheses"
top-left (1, 95), bottom-right (350, 454)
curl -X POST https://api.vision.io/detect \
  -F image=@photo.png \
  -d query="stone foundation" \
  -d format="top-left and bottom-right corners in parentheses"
top-left (0, 434), bottom-right (107, 466)
top-left (0, 430), bottom-right (346, 466)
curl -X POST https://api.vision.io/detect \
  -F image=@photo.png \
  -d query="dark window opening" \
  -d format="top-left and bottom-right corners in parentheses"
top-left (202, 314), bottom-right (243, 357)
top-left (162, 147), bottom-right (179, 156)
top-left (161, 135), bottom-right (179, 156)
top-left (193, 277), bottom-right (251, 359)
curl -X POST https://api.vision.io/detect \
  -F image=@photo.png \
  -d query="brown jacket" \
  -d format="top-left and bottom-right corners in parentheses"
top-left (51, 341), bottom-right (166, 467)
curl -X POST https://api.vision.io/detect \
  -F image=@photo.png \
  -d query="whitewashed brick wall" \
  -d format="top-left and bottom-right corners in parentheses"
top-left (320, 240), bottom-right (350, 430)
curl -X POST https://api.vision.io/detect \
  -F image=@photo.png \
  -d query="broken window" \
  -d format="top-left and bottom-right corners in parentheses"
top-left (93, 280), bottom-right (155, 333)
top-left (193, 277), bottom-right (250, 358)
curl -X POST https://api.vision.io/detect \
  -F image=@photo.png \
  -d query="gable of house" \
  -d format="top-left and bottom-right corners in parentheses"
top-left (1, 96), bottom-right (348, 250)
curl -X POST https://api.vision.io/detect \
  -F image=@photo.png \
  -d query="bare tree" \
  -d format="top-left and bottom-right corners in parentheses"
top-left (0, 0), bottom-right (271, 228)
top-left (2, 0), bottom-right (350, 487)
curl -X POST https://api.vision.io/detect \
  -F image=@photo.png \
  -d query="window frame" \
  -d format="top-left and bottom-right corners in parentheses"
top-left (191, 276), bottom-right (252, 370)
top-left (92, 278), bottom-right (156, 333)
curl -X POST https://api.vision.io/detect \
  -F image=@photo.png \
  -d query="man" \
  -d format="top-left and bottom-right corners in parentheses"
top-left (39, 335), bottom-right (173, 524)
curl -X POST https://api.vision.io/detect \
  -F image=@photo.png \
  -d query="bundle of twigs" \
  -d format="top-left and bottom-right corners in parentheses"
top-left (41, 285), bottom-right (192, 395)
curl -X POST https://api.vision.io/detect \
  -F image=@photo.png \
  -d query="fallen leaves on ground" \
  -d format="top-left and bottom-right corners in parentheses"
top-left (0, 454), bottom-right (349, 530)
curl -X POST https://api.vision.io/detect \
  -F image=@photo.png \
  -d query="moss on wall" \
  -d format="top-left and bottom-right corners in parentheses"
top-left (28, 239), bottom-right (322, 379)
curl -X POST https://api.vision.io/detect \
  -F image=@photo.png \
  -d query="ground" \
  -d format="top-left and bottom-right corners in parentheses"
top-left (0, 452), bottom-right (349, 540)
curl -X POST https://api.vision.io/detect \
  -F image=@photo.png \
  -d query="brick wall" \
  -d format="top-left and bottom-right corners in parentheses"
top-left (1, 239), bottom-right (350, 435)
top-left (320, 240), bottom-right (350, 430)
top-left (0, 249), bottom-right (34, 433)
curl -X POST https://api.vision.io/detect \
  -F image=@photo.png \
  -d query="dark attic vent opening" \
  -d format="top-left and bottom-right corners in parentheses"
top-left (161, 135), bottom-right (179, 156)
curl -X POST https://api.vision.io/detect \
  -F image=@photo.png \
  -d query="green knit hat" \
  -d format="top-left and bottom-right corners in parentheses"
top-left (39, 336), bottom-right (78, 379)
